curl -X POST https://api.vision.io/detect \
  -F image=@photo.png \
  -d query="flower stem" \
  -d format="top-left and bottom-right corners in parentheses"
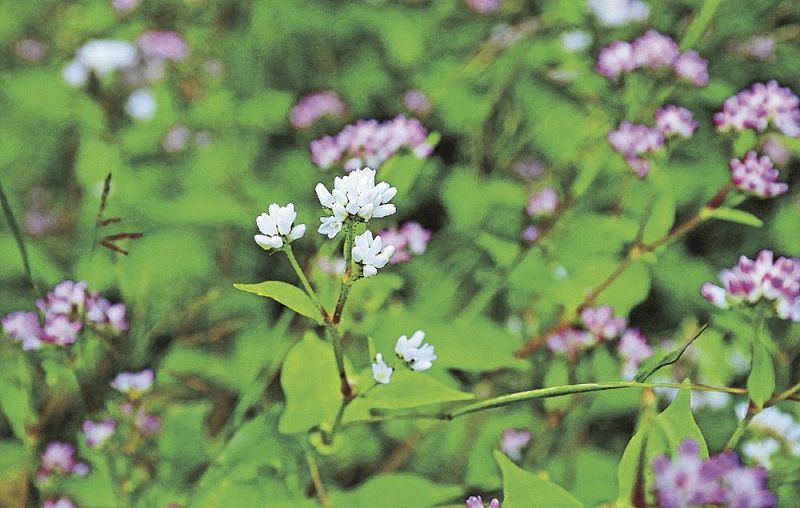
top-left (284, 243), bottom-right (328, 322)
top-left (303, 442), bottom-right (330, 508)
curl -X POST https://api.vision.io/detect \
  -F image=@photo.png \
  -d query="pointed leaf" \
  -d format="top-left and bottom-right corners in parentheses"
top-left (747, 341), bottom-right (775, 408)
top-left (234, 281), bottom-right (323, 324)
top-left (655, 381), bottom-right (708, 457)
top-left (702, 207), bottom-right (763, 228)
top-left (496, 450), bottom-right (583, 508)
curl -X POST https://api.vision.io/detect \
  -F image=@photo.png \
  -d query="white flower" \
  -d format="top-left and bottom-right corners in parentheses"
top-left (352, 231), bottom-right (395, 277)
top-left (110, 369), bottom-right (154, 395)
top-left (62, 60), bottom-right (89, 87)
top-left (561, 30), bottom-right (592, 52)
top-left (587, 0), bottom-right (649, 27)
top-left (394, 330), bottom-right (437, 371)
top-left (76, 39), bottom-right (138, 76)
top-left (315, 167), bottom-right (397, 238)
top-left (742, 438), bottom-right (781, 469)
top-left (125, 89), bottom-right (156, 120)
top-left (254, 203), bottom-right (306, 251)
top-left (372, 353), bottom-right (393, 384)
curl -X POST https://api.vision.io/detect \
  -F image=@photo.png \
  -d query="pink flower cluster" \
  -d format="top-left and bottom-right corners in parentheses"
top-left (43, 497), bottom-right (76, 508)
top-left (701, 250), bottom-right (800, 322)
top-left (617, 328), bottom-right (653, 379)
top-left (83, 419), bottom-right (116, 448)
top-left (289, 91), bottom-right (347, 129)
top-left (2, 280), bottom-right (127, 350)
top-left (653, 440), bottom-right (775, 508)
top-left (547, 305), bottom-right (627, 355)
top-left (379, 222), bottom-right (432, 264)
top-left (37, 442), bottom-right (89, 482)
top-left (500, 428), bottom-right (531, 460)
top-left (714, 81), bottom-right (800, 137)
top-left (465, 0), bottom-right (502, 14)
top-left (466, 496), bottom-right (501, 508)
top-left (597, 31), bottom-right (708, 86)
top-left (111, 369), bottom-right (154, 396)
top-left (609, 105), bottom-right (697, 177)
top-left (310, 115), bottom-right (433, 171)
top-left (728, 152), bottom-right (788, 198)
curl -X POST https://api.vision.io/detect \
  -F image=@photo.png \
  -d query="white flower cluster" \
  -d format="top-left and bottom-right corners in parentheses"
top-left (352, 231), bottom-right (395, 277)
top-left (371, 330), bottom-right (437, 384)
top-left (314, 167), bottom-right (397, 238)
top-left (253, 203), bottom-right (306, 250)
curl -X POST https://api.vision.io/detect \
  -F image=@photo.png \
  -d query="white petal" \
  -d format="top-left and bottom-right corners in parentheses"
top-left (256, 213), bottom-right (278, 236)
top-left (315, 184), bottom-right (336, 208)
top-left (372, 204), bottom-right (396, 218)
top-left (254, 234), bottom-right (274, 250)
top-left (363, 265), bottom-right (378, 277)
top-left (409, 330), bottom-right (425, 348)
top-left (382, 187), bottom-right (398, 203)
top-left (357, 203), bottom-right (374, 220)
top-left (288, 224), bottom-right (306, 241)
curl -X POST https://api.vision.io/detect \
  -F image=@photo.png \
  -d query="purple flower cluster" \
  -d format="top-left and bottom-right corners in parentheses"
top-left (500, 428), bottom-right (531, 460)
top-left (548, 305), bottom-right (628, 356)
top-left (43, 498), bottom-right (76, 508)
top-left (310, 115), bottom-right (433, 171)
top-left (701, 250), bottom-right (800, 322)
top-left (653, 440), bottom-right (775, 508)
top-left (714, 81), bottom-right (800, 137)
top-left (597, 31), bottom-right (708, 86)
top-left (2, 280), bottom-right (128, 350)
top-left (609, 105), bottom-right (697, 177)
top-left (526, 187), bottom-right (559, 216)
top-left (617, 328), bottom-right (653, 379)
top-left (289, 91), bottom-right (347, 129)
top-left (466, 496), bottom-right (501, 508)
top-left (728, 152), bottom-right (788, 198)
top-left (111, 369), bottom-right (154, 397)
top-left (656, 105), bottom-right (699, 139)
top-left (607, 122), bottom-right (664, 177)
top-left (378, 222), bottom-right (432, 264)
top-left (37, 442), bottom-right (89, 482)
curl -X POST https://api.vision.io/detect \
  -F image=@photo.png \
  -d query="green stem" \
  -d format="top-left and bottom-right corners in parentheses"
top-left (725, 409), bottom-right (754, 451)
top-left (370, 381), bottom-right (752, 422)
top-left (0, 177), bottom-right (35, 291)
top-left (303, 442), bottom-right (330, 508)
top-left (727, 308), bottom-right (768, 450)
top-left (679, 0), bottom-right (724, 50)
top-left (775, 380), bottom-right (800, 403)
top-left (333, 220), bottom-right (356, 325)
top-left (284, 243), bottom-right (328, 321)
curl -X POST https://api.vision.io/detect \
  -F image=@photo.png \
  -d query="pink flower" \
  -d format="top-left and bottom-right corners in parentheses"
top-left (466, 496), bottom-right (501, 508)
top-left (38, 442), bottom-right (89, 481)
top-left (111, 369), bottom-right (155, 396)
top-left (522, 225), bottom-right (539, 244)
top-left (526, 188), bottom-right (559, 216)
top-left (728, 152), bottom-right (788, 198)
top-left (580, 305), bottom-right (626, 340)
top-left (653, 440), bottom-right (775, 508)
top-left (500, 429), bottom-right (531, 460)
top-left (655, 105), bottom-right (698, 138)
top-left (632, 30), bottom-right (680, 69)
top-left (596, 41), bottom-right (636, 80)
top-left (672, 51), bottom-right (709, 86)
top-left (547, 327), bottom-right (594, 355)
top-left (2, 311), bottom-right (44, 350)
top-left (618, 328), bottom-right (653, 379)
top-left (42, 497), bottom-right (77, 508)
top-left (701, 250), bottom-right (800, 321)
top-left (290, 91), bottom-right (346, 129)
top-left (714, 81), bottom-right (800, 137)
top-left (137, 31), bottom-right (188, 62)
top-left (42, 315), bottom-right (82, 346)
top-left (607, 121), bottom-right (664, 177)
top-left (403, 90), bottom-right (432, 117)
top-left (379, 222), bottom-right (432, 264)
top-left (83, 419), bottom-right (116, 448)
top-left (465, 0), bottom-right (501, 14)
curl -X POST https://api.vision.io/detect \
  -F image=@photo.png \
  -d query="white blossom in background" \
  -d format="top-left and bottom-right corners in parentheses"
top-left (500, 428), bottom-right (532, 460)
top-left (254, 203), bottom-right (306, 251)
top-left (125, 89), bottom-right (156, 120)
top-left (742, 439), bottom-right (781, 469)
top-left (352, 231), bottom-right (395, 277)
top-left (63, 39), bottom-right (138, 87)
top-left (395, 330), bottom-right (437, 371)
top-left (371, 353), bottom-right (393, 384)
top-left (561, 30), bottom-right (592, 52)
top-left (110, 369), bottom-right (154, 396)
top-left (587, 0), bottom-right (649, 27)
top-left (315, 167), bottom-right (396, 238)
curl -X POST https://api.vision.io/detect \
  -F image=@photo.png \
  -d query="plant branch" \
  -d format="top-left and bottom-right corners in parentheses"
top-left (284, 243), bottom-right (329, 321)
top-left (303, 443), bottom-right (330, 508)
top-left (0, 177), bottom-right (35, 291)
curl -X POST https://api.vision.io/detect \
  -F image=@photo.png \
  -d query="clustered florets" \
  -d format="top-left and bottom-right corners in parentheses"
top-left (617, 328), bottom-right (653, 380)
top-left (37, 442), bottom-right (89, 482)
top-left (740, 405), bottom-right (800, 469)
top-left (728, 151), bottom-right (788, 198)
top-left (310, 115), bottom-right (433, 170)
top-left (370, 330), bottom-right (438, 384)
top-left (596, 30), bottom-right (708, 86)
top-left (547, 304), bottom-right (629, 356)
top-left (653, 440), bottom-right (776, 508)
top-left (2, 280), bottom-right (128, 350)
top-left (714, 81), bottom-right (800, 137)
top-left (608, 104), bottom-right (698, 177)
top-left (254, 203), bottom-right (306, 250)
top-left (352, 231), bottom-right (395, 277)
top-left (290, 91), bottom-right (347, 129)
top-left (701, 250), bottom-right (800, 322)
top-left (465, 495), bottom-right (501, 508)
top-left (315, 167), bottom-right (397, 238)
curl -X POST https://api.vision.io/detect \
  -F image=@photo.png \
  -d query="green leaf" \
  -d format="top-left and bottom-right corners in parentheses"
top-left (279, 333), bottom-right (342, 434)
top-left (616, 424), bottom-right (648, 507)
top-left (747, 341), bottom-right (775, 408)
top-left (329, 473), bottom-right (461, 507)
top-left (495, 450), bottom-right (583, 508)
top-left (344, 369), bottom-right (473, 423)
top-left (654, 381), bottom-right (708, 457)
top-left (0, 356), bottom-right (35, 442)
top-left (234, 281), bottom-right (323, 325)
top-left (634, 324), bottom-right (709, 382)
top-left (641, 191), bottom-right (676, 245)
top-left (702, 207), bottom-right (763, 228)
